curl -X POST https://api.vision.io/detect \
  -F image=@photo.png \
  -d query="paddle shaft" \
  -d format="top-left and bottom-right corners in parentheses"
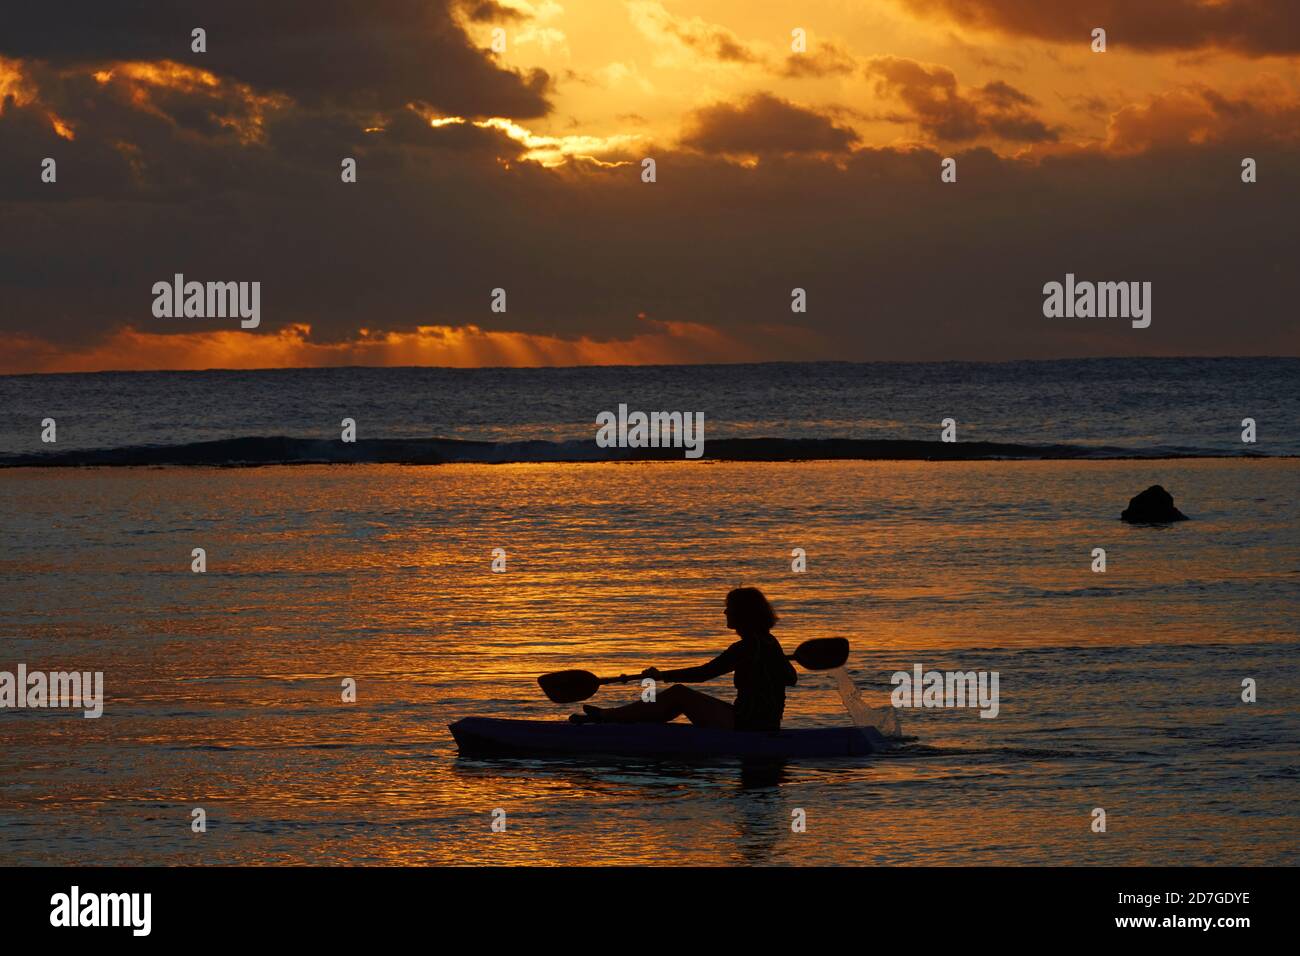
top-left (542, 638), bottom-right (849, 702)
top-left (593, 651), bottom-right (805, 683)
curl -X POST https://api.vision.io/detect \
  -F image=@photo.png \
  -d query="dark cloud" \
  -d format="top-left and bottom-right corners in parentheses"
top-left (901, 0), bottom-right (1300, 56)
top-left (979, 80), bottom-right (1036, 108)
top-left (0, 62), bottom-right (284, 202)
top-left (1103, 84), bottom-right (1300, 151)
top-left (780, 41), bottom-right (859, 78)
top-left (680, 93), bottom-right (858, 154)
top-left (867, 56), bottom-right (1058, 142)
top-left (943, 31), bottom-right (1025, 73)
top-left (985, 113), bottom-right (1056, 141)
top-left (0, 12), bottom-right (1297, 367)
top-left (673, 28), bottom-right (759, 64)
top-left (1059, 92), bottom-right (1113, 116)
top-left (0, 97), bottom-right (137, 202)
top-left (0, 0), bottom-right (550, 116)
top-left (634, 6), bottom-right (761, 64)
top-left (3, 64), bottom-right (1297, 366)
top-left (459, 0), bottom-right (528, 23)
top-left (867, 56), bottom-right (980, 139)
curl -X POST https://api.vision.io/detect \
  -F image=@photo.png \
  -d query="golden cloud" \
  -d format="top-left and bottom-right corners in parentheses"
top-left (0, 316), bottom-right (808, 374)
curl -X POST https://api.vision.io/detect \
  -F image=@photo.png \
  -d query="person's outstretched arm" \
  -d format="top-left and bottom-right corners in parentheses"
top-left (645, 647), bottom-right (736, 684)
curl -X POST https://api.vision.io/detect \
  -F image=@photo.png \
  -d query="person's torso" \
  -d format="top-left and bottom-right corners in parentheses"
top-left (730, 635), bottom-right (788, 730)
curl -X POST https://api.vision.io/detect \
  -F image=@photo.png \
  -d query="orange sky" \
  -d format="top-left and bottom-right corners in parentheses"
top-left (1, 0), bottom-right (1298, 372)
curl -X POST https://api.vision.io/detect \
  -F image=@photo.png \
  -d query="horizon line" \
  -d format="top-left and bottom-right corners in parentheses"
top-left (3, 354), bottom-right (1298, 379)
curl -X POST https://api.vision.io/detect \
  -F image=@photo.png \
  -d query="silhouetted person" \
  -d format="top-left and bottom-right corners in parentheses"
top-left (574, 587), bottom-right (797, 731)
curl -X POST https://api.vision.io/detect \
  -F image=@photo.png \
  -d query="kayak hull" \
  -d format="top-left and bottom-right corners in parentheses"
top-left (449, 717), bottom-right (881, 759)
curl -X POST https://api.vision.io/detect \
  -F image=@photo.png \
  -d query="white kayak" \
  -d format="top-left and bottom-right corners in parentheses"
top-left (449, 717), bottom-right (883, 759)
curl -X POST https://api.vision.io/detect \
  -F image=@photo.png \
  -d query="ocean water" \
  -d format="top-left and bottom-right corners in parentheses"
top-left (1, 357), bottom-right (1298, 458)
top-left (0, 359), bottom-right (1297, 865)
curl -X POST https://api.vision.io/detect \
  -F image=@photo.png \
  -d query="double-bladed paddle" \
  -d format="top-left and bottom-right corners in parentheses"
top-left (537, 637), bottom-right (849, 704)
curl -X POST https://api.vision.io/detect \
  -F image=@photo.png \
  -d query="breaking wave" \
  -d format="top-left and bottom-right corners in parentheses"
top-left (0, 434), bottom-right (1272, 467)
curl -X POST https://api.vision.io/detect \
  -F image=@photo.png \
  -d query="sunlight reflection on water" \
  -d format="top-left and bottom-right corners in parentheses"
top-left (1, 459), bottom-right (1296, 864)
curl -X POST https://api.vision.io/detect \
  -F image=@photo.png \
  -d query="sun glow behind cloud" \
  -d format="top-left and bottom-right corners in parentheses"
top-left (1, 1), bottom-right (1298, 373)
top-left (1, 55), bottom-right (77, 139)
top-left (408, 110), bottom-right (641, 165)
top-left (0, 316), bottom-right (816, 374)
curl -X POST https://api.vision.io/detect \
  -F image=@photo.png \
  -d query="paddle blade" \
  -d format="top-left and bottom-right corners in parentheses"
top-left (791, 637), bottom-right (849, 671)
top-left (537, 669), bottom-right (601, 704)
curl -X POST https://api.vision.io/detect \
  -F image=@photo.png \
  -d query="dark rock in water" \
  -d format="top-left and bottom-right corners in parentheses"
top-left (1121, 485), bottom-right (1189, 523)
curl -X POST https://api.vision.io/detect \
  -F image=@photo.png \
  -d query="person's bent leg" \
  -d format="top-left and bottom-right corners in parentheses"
top-left (582, 684), bottom-right (691, 724)
top-left (677, 687), bottom-right (735, 730)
